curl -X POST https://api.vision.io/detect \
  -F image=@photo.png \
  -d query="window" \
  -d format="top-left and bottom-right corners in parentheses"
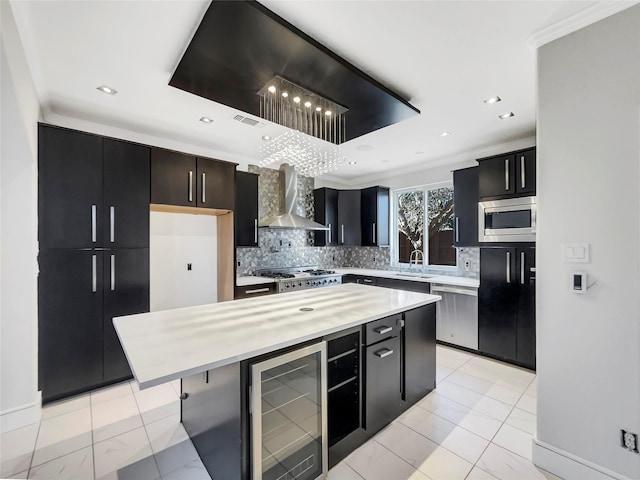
top-left (395, 184), bottom-right (456, 267)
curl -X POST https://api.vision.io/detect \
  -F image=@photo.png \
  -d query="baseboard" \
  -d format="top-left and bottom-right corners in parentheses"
top-left (533, 439), bottom-right (634, 480)
top-left (0, 391), bottom-right (42, 434)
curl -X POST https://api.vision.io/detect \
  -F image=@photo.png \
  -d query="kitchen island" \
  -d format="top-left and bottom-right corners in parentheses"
top-left (114, 283), bottom-right (440, 480)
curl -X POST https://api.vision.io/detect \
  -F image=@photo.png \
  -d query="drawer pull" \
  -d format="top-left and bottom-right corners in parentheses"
top-left (245, 287), bottom-right (269, 294)
top-left (374, 348), bottom-right (394, 359)
top-left (363, 278), bottom-right (373, 283)
top-left (374, 326), bottom-right (392, 335)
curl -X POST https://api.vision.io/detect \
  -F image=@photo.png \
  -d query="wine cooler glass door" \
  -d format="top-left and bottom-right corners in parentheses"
top-left (251, 342), bottom-right (328, 480)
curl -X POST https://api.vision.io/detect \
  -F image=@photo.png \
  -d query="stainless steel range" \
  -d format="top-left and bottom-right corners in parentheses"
top-left (254, 266), bottom-right (342, 293)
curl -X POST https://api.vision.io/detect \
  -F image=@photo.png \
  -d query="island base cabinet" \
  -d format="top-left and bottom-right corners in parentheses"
top-left (402, 304), bottom-right (436, 407)
top-left (181, 364), bottom-right (242, 480)
top-left (364, 335), bottom-right (401, 434)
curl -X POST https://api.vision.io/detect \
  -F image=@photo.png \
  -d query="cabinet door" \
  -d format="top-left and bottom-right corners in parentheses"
top-left (403, 304), bottom-right (436, 407)
top-left (364, 336), bottom-right (401, 434)
top-left (38, 125), bottom-right (103, 249)
top-left (197, 157), bottom-right (235, 210)
top-left (478, 248), bottom-right (518, 361)
top-left (515, 149), bottom-right (536, 195)
top-left (478, 154), bottom-right (515, 199)
top-left (103, 249), bottom-right (150, 383)
top-left (361, 187), bottom-right (390, 247)
top-left (103, 139), bottom-right (150, 248)
top-left (150, 148), bottom-right (197, 206)
top-left (516, 247), bottom-right (536, 369)
top-left (337, 190), bottom-right (361, 245)
top-left (235, 171), bottom-right (259, 247)
top-left (314, 188), bottom-right (338, 246)
top-left (39, 250), bottom-right (104, 402)
top-left (453, 167), bottom-right (479, 247)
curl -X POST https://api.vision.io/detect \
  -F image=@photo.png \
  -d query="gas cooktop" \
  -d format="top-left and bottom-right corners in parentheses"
top-left (253, 267), bottom-right (342, 293)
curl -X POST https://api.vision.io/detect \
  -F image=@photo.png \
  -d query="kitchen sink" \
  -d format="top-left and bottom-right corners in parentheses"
top-left (394, 272), bottom-right (435, 279)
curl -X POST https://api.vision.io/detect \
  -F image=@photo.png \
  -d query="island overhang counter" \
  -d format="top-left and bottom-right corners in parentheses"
top-left (114, 283), bottom-right (441, 480)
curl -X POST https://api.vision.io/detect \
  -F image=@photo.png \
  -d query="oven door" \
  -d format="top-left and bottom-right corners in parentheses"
top-left (478, 196), bottom-right (536, 242)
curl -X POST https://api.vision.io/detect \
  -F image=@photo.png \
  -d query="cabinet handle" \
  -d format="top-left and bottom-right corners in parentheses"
top-left (254, 219), bottom-right (258, 243)
top-left (506, 251), bottom-right (511, 283)
top-left (455, 217), bottom-right (459, 243)
top-left (91, 205), bottom-right (97, 243)
top-left (327, 223), bottom-right (332, 244)
top-left (521, 156), bottom-right (526, 189)
top-left (245, 287), bottom-right (269, 294)
top-left (110, 254), bottom-right (116, 291)
top-left (201, 172), bottom-right (206, 203)
top-left (373, 222), bottom-right (376, 243)
top-left (374, 326), bottom-right (392, 334)
top-left (363, 278), bottom-right (373, 283)
top-left (341, 224), bottom-right (344, 243)
top-left (374, 348), bottom-right (394, 359)
top-left (505, 159), bottom-right (510, 190)
top-left (91, 254), bottom-right (97, 292)
top-left (110, 206), bottom-right (115, 243)
top-left (521, 251), bottom-right (525, 285)
top-left (188, 170), bottom-right (193, 202)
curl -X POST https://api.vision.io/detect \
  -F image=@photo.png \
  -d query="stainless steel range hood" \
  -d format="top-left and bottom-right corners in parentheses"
top-left (259, 164), bottom-right (329, 231)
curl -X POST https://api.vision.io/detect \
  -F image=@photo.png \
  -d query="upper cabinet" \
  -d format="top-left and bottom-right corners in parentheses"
top-left (38, 125), bottom-right (150, 250)
top-left (235, 171), bottom-right (259, 247)
top-left (478, 147), bottom-right (536, 200)
top-left (150, 148), bottom-right (236, 210)
top-left (452, 167), bottom-right (478, 247)
top-left (314, 188), bottom-right (338, 246)
top-left (337, 190), bottom-right (361, 246)
top-left (361, 186), bottom-right (390, 247)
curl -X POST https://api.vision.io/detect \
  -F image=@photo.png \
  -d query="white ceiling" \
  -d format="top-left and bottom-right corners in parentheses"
top-left (10, 0), bottom-right (624, 184)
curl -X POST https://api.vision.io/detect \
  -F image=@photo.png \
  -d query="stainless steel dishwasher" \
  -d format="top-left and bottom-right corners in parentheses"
top-left (431, 283), bottom-right (478, 350)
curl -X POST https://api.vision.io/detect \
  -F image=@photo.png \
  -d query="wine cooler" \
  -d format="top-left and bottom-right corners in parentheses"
top-left (251, 342), bottom-right (328, 480)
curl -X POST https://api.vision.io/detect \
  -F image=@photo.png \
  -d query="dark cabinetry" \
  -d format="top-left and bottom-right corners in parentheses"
top-left (314, 188), bottom-right (338, 246)
top-left (479, 247), bottom-right (535, 369)
top-left (402, 305), bottom-right (436, 406)
top-left (235, 171), bottom-right (259, 247)
top-left (233, 283), bottom-right (276, 299)
top-left (337, 190), bottom-right (361, 245)
top-left (364, 335), bottom-right (401, 434)
top-left (376, 277), bottom-right (430, 294)
top-left (151, 148), bottom-right (236, 209)
top-left (453, 167), bottom-right (478, 247)
top-left (38, 124), bottom-right (151, 402)
top-left (478, 148), bottom-right (536, 200)
top-left (361, 186), bottom-right (390, 246)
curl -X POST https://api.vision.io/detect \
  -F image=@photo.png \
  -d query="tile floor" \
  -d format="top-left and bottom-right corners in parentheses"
top-left (0, 346), bottom-right (558, 480)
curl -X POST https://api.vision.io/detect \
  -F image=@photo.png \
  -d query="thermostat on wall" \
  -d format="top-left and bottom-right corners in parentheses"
top-left (571, 271), bottom-right (587, 293)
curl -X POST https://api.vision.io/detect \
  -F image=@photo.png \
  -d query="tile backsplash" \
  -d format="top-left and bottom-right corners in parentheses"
top-left (236, 165), bottom-right (479, 278)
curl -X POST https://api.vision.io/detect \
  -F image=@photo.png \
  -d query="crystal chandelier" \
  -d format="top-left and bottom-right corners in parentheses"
top-left (257, 76), bottom-right (348, 177)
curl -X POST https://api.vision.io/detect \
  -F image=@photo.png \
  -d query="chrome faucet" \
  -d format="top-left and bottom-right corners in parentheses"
top-left (409, 249), bottom-right (424, 268)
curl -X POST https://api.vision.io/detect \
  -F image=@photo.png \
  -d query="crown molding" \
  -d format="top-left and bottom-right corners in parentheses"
top-left (527, 1), bottom-right (640, 49)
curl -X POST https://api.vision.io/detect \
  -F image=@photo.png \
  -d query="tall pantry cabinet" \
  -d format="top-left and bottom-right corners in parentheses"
top-left (38, 125), bottom-right (150, 402)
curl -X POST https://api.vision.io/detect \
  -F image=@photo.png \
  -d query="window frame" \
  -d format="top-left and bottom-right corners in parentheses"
top-left (391, 181), bottom-right (457, 270)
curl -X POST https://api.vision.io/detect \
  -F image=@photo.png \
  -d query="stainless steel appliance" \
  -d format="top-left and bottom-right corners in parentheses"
top-left (478, 196), bottom-right (537, 243)
top-left (255, 267), bottom-right (342, 293)
top-left (251, 342), bottom-right (328, 480)
top-left (431, 283), bottom-right (478, 350)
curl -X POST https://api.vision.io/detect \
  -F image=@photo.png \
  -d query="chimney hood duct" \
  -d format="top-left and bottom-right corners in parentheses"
top-left (259, 164), bottom-right (329, 231)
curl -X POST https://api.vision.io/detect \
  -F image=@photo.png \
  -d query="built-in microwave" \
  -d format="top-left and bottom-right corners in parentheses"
top-left (478, 196), bottom-right (536, 242)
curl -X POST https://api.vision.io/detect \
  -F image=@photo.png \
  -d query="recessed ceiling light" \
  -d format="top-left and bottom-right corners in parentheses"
top-left (262, 135), bottom-right (271, 141)
top-left (484, 96), bottom-right (501, 104)
top-left (267, 85), bottom-right (276, 93)
top-left (348, 161), bottom-right (357, 165)
top-left (97, 85), bottom-right (117, 95)
top-left (439, 132), bottom-right (452, 137)
top-left (415, 151), bottom-right (424, 155)
top-left (325, 110), bottom-right (332, 116)
top-left (304, 101), bottom-right (312, 108)
top-left (293, 96), bottom-right (301, 103)
top-left (381, 159), bottom-right (390, 163)
top-left (199, 116), bottom-right (213, 123)
top-left (499, 112), bottom-right (515, 119)
top-left (315, 106), bottom-right (322, 112)
top-left (282, 91), bottom-right (289, 98)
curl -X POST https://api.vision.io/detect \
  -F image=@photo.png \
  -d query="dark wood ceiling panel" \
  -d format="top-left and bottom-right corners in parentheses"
top-left (170, 0), bottom-right (420, 142)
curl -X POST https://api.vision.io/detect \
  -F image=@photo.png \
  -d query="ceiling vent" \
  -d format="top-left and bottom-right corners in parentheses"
top-left (233, 114), bottom-right (259, 126)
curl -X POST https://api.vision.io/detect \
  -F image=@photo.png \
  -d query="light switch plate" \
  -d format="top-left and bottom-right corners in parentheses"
top-left (562, 243), bottom-right (590, 263)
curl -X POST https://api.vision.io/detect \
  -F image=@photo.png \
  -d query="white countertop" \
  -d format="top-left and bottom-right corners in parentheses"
top-left (114, 283), bottom-right (440, 389)
top-left (334, 268), bottom-right (479, 288)
top-left (236, 276), bottom-right (275, 287)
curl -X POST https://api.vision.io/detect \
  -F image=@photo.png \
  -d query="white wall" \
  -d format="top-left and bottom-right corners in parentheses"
top-left (150, 212), bottom-right (218, 311)
top-left (0, 2), bottom-right (43, 432)
top-left (535, 5), bottom-right (640, 480)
